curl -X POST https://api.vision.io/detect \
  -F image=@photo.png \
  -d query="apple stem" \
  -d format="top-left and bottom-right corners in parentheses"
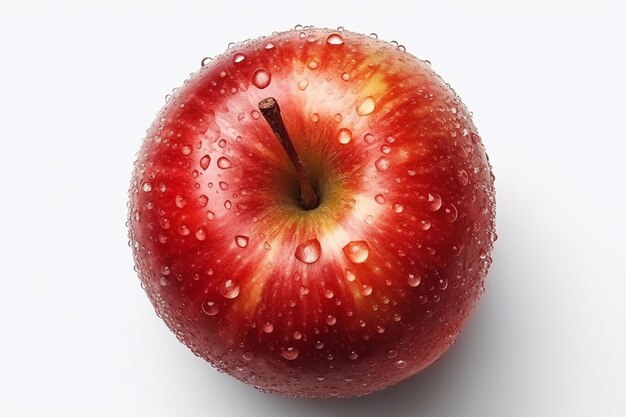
top-left (258, 97), bottom-right (319, 210)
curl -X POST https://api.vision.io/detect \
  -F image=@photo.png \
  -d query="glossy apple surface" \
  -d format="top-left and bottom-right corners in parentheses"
top-left (128, 27), bottom-right (496, 398)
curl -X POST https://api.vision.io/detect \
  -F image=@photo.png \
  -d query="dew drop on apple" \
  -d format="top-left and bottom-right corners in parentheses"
top-left (200, 155), bottom-right (211, 170)
top-left (262, 322), bottom-right (274, 333)
top-left (307, 61), bottom-right (318, 70)
top-left (141, 181), bottom-right (152, 192)
top-left (206, 210), bottom-right (216, 220)
top-left (326, 33), bottom-right (344, 45)
top-left (161, 265), bottom-right (171, 275)
top-left (419, 219), bottom-right (431, 230)
top-left (337, 128), bottom-right (352, 144)
top-left (294, 238), bottom-right (321, 264)
top-left (456, 169), bottom-right (469, 185)
top-left (235, 235), bottom-right (249, 248)
top-left (175, 195), bottom-right (187, 208)
top-left (242, 351), bottom-right (254, 361)
top-left (438, 278), bottom-right (448, 290)
top-left (264, 41), bottom-right (275, 49)
top-left (217, 157), bottom-right (232, 169)
top-left (357, 97), bottom-right (375, 116)
top-left (252, 68), bottom-right (271, 89)
top-left (325, 289), bottom-right (334, 299)
top-left (202, 300), bottom-right (219, 316)
top-left (233, 52), bottom-right (246, 63)
top-left (375, 157), bottom-right (390, 172)
top-left (394, 359), bottom-right (407, 369)
top-left (326, 315), bottom-right (337, 325)
top-left (345, 269), bottom-right (356, 282)
top-left (298, 79), bottom-right (309, 91)
top-left (348, 351), bottom-right (359, 360)
top-left (387, 349), bottom-right (398, 359)
top-left (393, 203), bottom-right (404, 213)
top-left (364, 133), bottom-right (377, 144)
top-left (178, 224), bottom-right (190, 236)
top-left (343, 241), bottom-right (370, 264)
top-left (360, 285), bottom-right (373, 296)
top-left (219, 181), bottom-right (229, 190)
top-left (426, 193), bottom-right (442, 211)
top-left (195, 227), bottom-right (207, 241)
top-left (375, 194), bottom-right (385, 204)
top-left (198, 195), bottom-right (208, 207)
top-left (408, 273), bottom-right (421, 287)
top-left (220, 279), bottom-right (240, 299)
top-left (281, 346), bottom-right (299, 360)
top-left (341, 72), bottom-right (350, 81)
top-left (200, 57), bottom-right (212, 67)
top-left (444, 204), bottom-right (458, 222)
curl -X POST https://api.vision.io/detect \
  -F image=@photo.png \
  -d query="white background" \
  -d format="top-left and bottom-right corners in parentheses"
top-left (1, 0), bottom-right (625, 416)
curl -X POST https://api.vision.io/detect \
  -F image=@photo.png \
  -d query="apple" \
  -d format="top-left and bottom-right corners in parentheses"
top-left (128, 26), bottom-right (496, 398)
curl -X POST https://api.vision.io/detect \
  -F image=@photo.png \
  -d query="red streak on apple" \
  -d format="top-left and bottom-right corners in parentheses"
top-left (128, 27), bottom-right (496, 398)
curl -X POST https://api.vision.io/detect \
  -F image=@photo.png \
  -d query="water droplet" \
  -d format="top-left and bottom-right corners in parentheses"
top-left (243, 351), bottom-right (254, 361)
top-left (307, 61), bottom-right (318, 70)
top-left (364, 133), bottom-right (377, 144)
top-left (393, 202), bottom-right (404, 213)
top-left (206, 210), bottom-right (216, 220)
top-left (326, 33), bottom-right (344, 45)
top-left (343, 241), bottom-right (370, 264)
top-left (294, 238), bottom-right (321, 264)
top-left (307, 34), bottom-right (317, 42)
top-left (181, 145), bottom-right (192, 155)
top-left (235, 235), bottom-right (249, 248)
top-left (360, 285), bottom-right (373, 296)
top-left (345, 269), bottom-right (356, 282)
top-left (326, 315), bottom-right (337, 325)
top-left (262, 322), bottom-right (274, 333)
top-left (200, 155), bottom-right (211, 170)
top-left (325, 289), bottom-right (334, 299)
top-left (311, 113), bottom-right (319, 123)
top-left (220, 279), bottom-right (240, 299)
top-left (175, 195), bottom-right (187, 208)
top-left (427, 193), bottom-right (442, 211)
top-left (438, 278), bottom-right (448, 290)
top-left (479, 248), bottom-right (488, 260)
top-left (219, 181), bottom-right (229, 190)
top-left (337, 128), bottom-right (352, 144)
top-left (141, 181), bottom-right (152, 192)
top-left (217, 157), bottom-right (232, 169)
top-left (233, 52), bottom-right (246, 63)
top-left (456, 169), bottom-right (469, 185)
top-left (375, 194), bottom-right (385, 204)
top-left (369, 33), bottom-right (378, 39)
top-left (198, 195), bottom-right (208, 207)
top-left (394, 359), bottom-right (407, 369)
top-left (357, 97), bottom-right (375, 116)
top-left (201, 57), bottom-right (212, 67)
top-left (224, 200), bottom-right (232, 210)
top-left (160, 218), bottom-right (170, 229)
top-left (408, 273), bottom-right (421, 287)
top-left (298, 79), bottom-right (309, 90)
top-left (380, 144), bottom-right (391, 154)
top-left (299, 286), bottom-right (309, 296)
top-left (202, 300), bottom-right (219, 316)
top-left (195, 227), bottom-right (207, 241)
top-left (252, 68), bottom-right (271, 89)
top-left (251, 110), bottom-right (261, 120)
top-left (387, 349), bottom-right (398, 358)
top-left (375, 156), bottom-right (390, 171)
top-left (444, 204), bottom-right (458, 222)
top-left (341, 72), bottom-right (350, 81)
top-left (419, 219), bottom-right (431, 230)
top-left (159, 277), bottom-right (167, 286)
top-left (265, 42), bottom-right (275, 49)
top-left (178, 224), bottom-right (190, 236)
top-left (315, 340), bottom-right (324, 349)
top-left (161, 265), bottom-right (170, 275)
top-left (349, 351), bottom-right (359, 360)
top-left (281, 346), bottom-right (299, 360)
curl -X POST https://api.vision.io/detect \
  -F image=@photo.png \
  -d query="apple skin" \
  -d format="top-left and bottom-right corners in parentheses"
top-left (128, 27), bottom-right (495, 398)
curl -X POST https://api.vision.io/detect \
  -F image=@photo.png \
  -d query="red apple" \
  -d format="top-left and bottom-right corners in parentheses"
top-left (128, 26), bottom-right (495, 398)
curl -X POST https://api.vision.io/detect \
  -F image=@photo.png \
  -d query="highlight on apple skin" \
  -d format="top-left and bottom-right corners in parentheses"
top-left (128, 25), bottom-right (496, 398)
